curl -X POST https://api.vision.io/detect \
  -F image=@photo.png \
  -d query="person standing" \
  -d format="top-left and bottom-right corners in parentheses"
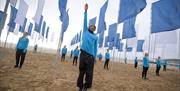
top-left (73, 46), bottom-right (80, 66)
top-left (61, 45), bottom-right (67, 62)
top-left (142, 53), bottom-right (149, 80)
top-left (97, 53), bottom-right (102, 61)
top-left (14, 32), bottom-right (29, 69)
top-left (33, 44), bottom-right (38, 53)
top-left (134, 57), bottom-right (138, 69)
top-left (163, 60), bottom-right (167, 71)
top-left (104, 49), bottom-right (110, 70)
top-left (70, 50), bottom-right (73, 58)
top-left (77, 3), bottom-right (98, 91)
top-left (156, 56), bottom-right (161, 76)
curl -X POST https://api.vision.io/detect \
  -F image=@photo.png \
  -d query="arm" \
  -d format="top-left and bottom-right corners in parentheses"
top-left (23, 38), bottom-right (29, 53)
top-left (16, 38), bottom-right (20, 50)
top-left (83, 4), bottom-right (88, 33)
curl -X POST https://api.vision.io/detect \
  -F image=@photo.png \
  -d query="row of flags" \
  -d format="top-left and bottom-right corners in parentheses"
top-left (70, 31), bottom-right (82, 45)
top-left (2, 0), bottom-right (50, 40)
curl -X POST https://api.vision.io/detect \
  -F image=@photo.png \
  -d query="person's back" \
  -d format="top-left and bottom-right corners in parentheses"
top-left (62, 47), bottom-right (67, 54)
top-left (143, 56), bottom-right (149, 67)
top-left (105, 52), bottom-right (110, 59)
top-left (73, 49), bottom-right (80, 57)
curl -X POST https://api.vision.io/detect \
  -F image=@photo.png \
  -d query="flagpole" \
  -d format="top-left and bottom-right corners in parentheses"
top-left (124, 39), bottom-right (127, 64)
top-left (152, 34), bottom-right (157, 60)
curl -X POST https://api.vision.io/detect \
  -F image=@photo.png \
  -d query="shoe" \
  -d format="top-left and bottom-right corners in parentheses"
top-left (79, 87), bottom-right (83, 91)
top-left (83, 87), bottom-right (87, 91)
top-left (14, 65), bottom-right (18, 68)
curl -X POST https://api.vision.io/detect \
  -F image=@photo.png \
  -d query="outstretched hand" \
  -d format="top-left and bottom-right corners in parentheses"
top-left (85, 3), bottom-right (88, 11)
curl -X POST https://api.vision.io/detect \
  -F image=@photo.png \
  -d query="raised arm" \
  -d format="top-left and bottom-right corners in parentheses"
top-left (83, 3), bottom-right (88, 33)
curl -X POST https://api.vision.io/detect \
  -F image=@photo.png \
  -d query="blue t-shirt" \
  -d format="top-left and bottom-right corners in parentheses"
top-left (143, 57), bottom-right (149, 67)
top-left (16, 37), bottom-right (29, 52)
top-left (73, 49), bottom-right (80, 57)
top-left (61, 48), bottom-right (67, 55)
top-left (105, 52), bottom-right (110, 59)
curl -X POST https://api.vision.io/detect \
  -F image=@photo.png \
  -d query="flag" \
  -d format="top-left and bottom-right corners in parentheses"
top-left (41, 21), bottom-right (46, 37)
top-left (33, 0), bottom-right (45, 24)
top-left (58, 0), bottom-right (68, 21)
top-left (118, 0), bottom-right (146, 23)
top-left (0, 11), bottom-right (7, 34)
top-left (104, 36), bottom-right (109, 47)
top-left (7, 6), bottom-right (17, 32)
top-left (115, 39), bottom-right (121, 49)
top-left (108, 23), bottom-right (117, 42)
top-left (89, 17), bottom-right (97, 26)
top-left (108, 42), bottom-right (113, 50)
top-left (19, 18), bottom-right (27, 32)
top-left (45, 26), bottom-right (49, 39)
top-left (98, 31), bottom-right (104, 48)
top-left (118, 43), bottom-right (124, 52)
top-left (137, 40), bottom-right (144, 52)
top-left (79, 31), bottom-right (82, 42)
top-left (10, 0), bottom-right (17, 7)
top-left (34, 15), bottom-right (43, 33)
top-left (62, 9), bottom-right (69, 33)
top-left (97, 0), bottom-right (108, 33)
top-left (122, 17), bottom-right (136, 39)
top-left (27, 22), bottom-right (33, 35)
top-left (114, 33), bottom-right (120, 48)
top-left (151, 0), bottom-right (180, 33)
top-left (14, 0), bottom-right (28, 26)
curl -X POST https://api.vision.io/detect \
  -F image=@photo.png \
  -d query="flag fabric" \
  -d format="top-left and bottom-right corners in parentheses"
top-left (45, 26), bottom-right (49, 39)
top-left (41, 21), bottom-right (46, 37)
top-left (27, 22), bottom-right (33, 35)
top-left (151, 0), bottom-right (180, 33)
top-left (108, 42), bottom-right (113, 50)
top-left (33, 0), bottom-right (45, 24)
top-left (58, 0), bottom-right (68, 21)
top-left (14, 0), bottom-right (28, 26)
top-left (115, 39), bottom-right (121, 49)
top-left (98, 31), bottom-right (104, 48)
top-left (19, 18), bottom-right (27, 32)
top-left (108, 23), bottom-right (117, 42)
top-left (97, 0), bottom-right (108, 33)
top-left (79, 31), bottom-right (82, 42)
top-left (34, 15), bottom-right (43, 33)
top-left (137, 40), bottom-right (144, 52)
top-left (89, 17), bottom-right (97, 26)
top-left (9, 0), bottom-right (17, 7)
top-left (62, 9), bottom-right (69, 33)
top-left (104, 36), bottom-right (109, 47)
top-left (122, 17), bottom-right (136, 39)
top-left (114, 33), bottom-right (120, 48)
top-left (0, 11), bottom-right (7, 34)
top-left (118, 43), bottom-right (124, 52)
top-left (118, 0), bottom-right (146, 23)
top-left (7, 6), bottom-right (18, 32)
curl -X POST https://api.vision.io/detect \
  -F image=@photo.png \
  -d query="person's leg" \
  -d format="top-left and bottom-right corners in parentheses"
top-left (15, 50), bottom-right (21, 67)
top-left (64, 54), bottom-right (66, 61)
top-left (104, 60), bottom-right (107, 69)
top-left (77, 53), bottom-right (86, 89)
top-left (75, 57), bottom-right (78, 66)
top-left (142, 66), bottom-right (145, 78)
top-left (19, 52), bottom-right (27, 68)
top-left (144, 67), bottom-right (149, 79)
top-left (156, 66), bottom-right (158, 76)
top-left (73, 57), bottom-right (75, 66)
top-left (84, 57), bottom-right (94, 88)
top-left (107, 59), bottom-right (109, 70)
top-left (157, 67), bottom-right (160, 76)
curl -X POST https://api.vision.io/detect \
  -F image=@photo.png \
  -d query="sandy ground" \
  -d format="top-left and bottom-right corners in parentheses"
top-left (0, 48), bottom-right (180, 91)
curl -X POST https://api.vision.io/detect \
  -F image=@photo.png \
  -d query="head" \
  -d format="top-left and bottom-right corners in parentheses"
top-left (64, 45), bottom-right (66, 48)
top-left (145, 53), bottom-right (149, 57)
top-left (107, 49), bottom-right (109, 52)
top-left (22, 32), bottom-right (28, 37)
top-left (88, 25), bottom-right (96, 32)
top-left (158, 56), bottom-right (160, 59)
top-left (76, 46), bottom-right (78, 49)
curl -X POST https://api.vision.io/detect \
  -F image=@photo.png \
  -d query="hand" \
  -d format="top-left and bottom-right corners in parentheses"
top-left (85, 3), bottom-right (88, 11)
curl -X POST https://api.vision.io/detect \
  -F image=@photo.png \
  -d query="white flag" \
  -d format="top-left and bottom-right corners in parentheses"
top-left (33, 0), bottom-right (45, 24)
top-left (14, 0), bottom-right (28, 26)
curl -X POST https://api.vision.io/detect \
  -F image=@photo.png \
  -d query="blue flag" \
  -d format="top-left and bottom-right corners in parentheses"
top-left (122, 17), bottom-right (136, 39)
top-left (41, 21), bottom-right (46, 37)
top-left (45, 26), bottom-right (49, 39)
top-left (108, 23), bottom-right (117, 42)
top-left (137, 40), bottom-right (144, 52)
top-left (118, 43), bottom-right (124, 52)
top-left (34, 15), bottom-right (43, 33)
top-left (108, 42), bottom-right (113, 50)
top-left (89, 17), bottom-right (97, 26)
top-left (27, 22), bottom-right (33, 35)
top-left (62, 9), bottom-right (69, 32)
top-left (151, 0), bottom-right (180, 33)
top-left (58, 0), bottom-right (68, 21)
top-left (97, 0), bottom-right (108, 33)
top-left (7, 6), bottom-right (18, 32)
top-left (114, 33), bottom-right (120, 48)
top-left (118, 0), bottom-right (146, 23)
top-left (104, 36), bottom-right (109, 47)
top-left (98, 31), bottom-right (104, 48)
top-left (126, 47), bottom-right (133, 52)
top-left (19, 18), bottom-right (27, 32)
top-left (79, 31), bottom-right (82, 42)
top-left (116, 39), bottom-right (121, 49)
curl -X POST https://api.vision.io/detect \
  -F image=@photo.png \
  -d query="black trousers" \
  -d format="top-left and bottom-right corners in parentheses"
top-left (73, 56), bottom-right (78, 66)
top-left (77, 52), bottom-right (94, 89)
top-left (134, 62), bottom-right (138, 68)
top-left (156, 66), bottom-right (161, 76)
top-left (15, 49), bottom-right (27, 68)
top-left (163, 65), bottom-right (166, 71)
top-left (61, 54), bottom-right (66, 62)
top-left (104, 59), bottom-right (109, 70)
top-left (142, 66), bottom-right (149, 78)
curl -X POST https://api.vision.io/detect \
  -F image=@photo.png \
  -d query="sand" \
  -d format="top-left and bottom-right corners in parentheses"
top-left (0, 48), bottom-right (180, 91)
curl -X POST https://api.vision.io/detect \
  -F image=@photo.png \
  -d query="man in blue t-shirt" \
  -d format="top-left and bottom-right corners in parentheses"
top-left (134, 57), bottom-right (138, 69)
top-left (61, 45), bottom-right (67, 62)
top-left (73, 46), bottom-right (80, 66)
top-left (14, 32), bottom-right (29, 69)
top-left (104, 49), bottom-right (110, 70)
top-left (156, 56), bottom-right (161, 76)
top-left (142, 53), bottom-right (149, 80)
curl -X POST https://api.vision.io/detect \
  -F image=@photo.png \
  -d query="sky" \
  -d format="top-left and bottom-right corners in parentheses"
top-left (0, 0), bottom-right (179, 60)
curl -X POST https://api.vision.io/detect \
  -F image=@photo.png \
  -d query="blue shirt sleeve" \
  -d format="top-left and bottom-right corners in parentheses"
top-left (23, 38), bottom-right (29, 52)
top-left (83, 11), bottom-right (88, 34)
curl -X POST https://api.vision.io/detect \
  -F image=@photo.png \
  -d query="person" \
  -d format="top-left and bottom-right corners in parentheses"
top-left (104, 49), bottom-right (110, 70)
top-left (163, 60), bottom-right (167, 71)
top-left (14, 32), bottom-right (29, 69)
top-left (33, 44), bottom-right (38, 53)
top-left (97, 53), bottom-right (102, 61)
top-left (61, 45), bottom-right (67, 62)
top-left (73, 46), bottom-right (80, 66)
top-left (124, 57), bottom-right (127, 64)
top-left (70, 50), bottom-right (73, 58)
top-left (142, 53), bottom-right (149, 80)
top-left (156, 56), bottom-right (161, 76)
top-left (77, 3), bottom-right (98, 91)
top-left (134, 57), bottom-right (138, 69)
